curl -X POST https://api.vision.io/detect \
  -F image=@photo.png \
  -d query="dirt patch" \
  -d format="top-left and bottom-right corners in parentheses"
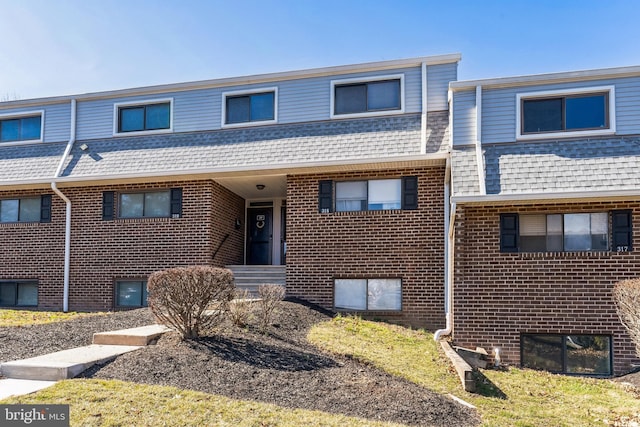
top-left (82, 300), bottom-right (479, 426)
top-left (0, 308), bottom-right (154, 364)
top-left (614, 369), bottom-right (640, 391)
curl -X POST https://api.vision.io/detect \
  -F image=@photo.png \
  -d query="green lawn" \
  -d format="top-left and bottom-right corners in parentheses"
top-left (2, 379), bottom-right (405, 427)
top-left (308, 315), bottom-right (640, 427)
top-left (0, 309), bottom-right (97, 327)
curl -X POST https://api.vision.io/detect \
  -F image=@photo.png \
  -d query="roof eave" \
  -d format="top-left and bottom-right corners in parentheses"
top-left (452, 188), bottom-right (640, 204)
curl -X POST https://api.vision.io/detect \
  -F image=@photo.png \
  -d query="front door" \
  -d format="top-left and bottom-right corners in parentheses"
top-left (247, 207), bottom-right (273, 265)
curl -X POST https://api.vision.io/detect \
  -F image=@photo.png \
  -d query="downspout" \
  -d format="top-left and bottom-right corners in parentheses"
top-left (435, 157), bottom-right (455, 340)
top-left (420, 62), bottom-right (428, 154)
top-left (475, 85), bottom-right (486, 195)
top-left (51, 99), bottom-right (76, 312)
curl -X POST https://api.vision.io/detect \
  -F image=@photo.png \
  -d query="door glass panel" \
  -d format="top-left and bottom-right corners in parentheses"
top-left (334, 279), bottom-right (367, 310)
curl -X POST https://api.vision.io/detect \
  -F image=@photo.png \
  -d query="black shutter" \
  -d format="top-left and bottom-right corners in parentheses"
top-left (612, 210), bottom-right (633, 252)
top-left (500, 213), bottom-right (519, 252)
top-left (171, 188), bottom-right (183, 218)
top-left (102, 191), bottom-right (115, 220)
top-left (40, 195), bottom-right (52, 223)
top-left (402, 176), bottom-right (418, 210)
top-left (318, 180), bottom-right (333, 213)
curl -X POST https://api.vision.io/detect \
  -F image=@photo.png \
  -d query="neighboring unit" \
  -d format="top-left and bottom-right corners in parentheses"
top-left (449, 65), bottom-right (640, 376)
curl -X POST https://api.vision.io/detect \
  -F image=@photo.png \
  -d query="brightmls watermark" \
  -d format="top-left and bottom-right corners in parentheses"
top-left (1, 405), bottom-right (69, 426)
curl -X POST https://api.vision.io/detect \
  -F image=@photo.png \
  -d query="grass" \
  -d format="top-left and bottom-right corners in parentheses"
top-left (0, 309), bottom-right (98, 327)
top-left (308, 315), bottom-right (640, 427)
top-left (1, 379), bottom-right (406, 427)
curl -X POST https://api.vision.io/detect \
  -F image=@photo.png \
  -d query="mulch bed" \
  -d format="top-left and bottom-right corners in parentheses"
top-left (2, 300), bottom-right (480, 426)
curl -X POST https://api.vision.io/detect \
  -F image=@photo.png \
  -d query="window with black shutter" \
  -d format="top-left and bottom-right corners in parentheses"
top-left (318, 180), bottom-right (333, 213)
top-left (102, 192), bottom-right (115, 220)
top-left (500, 213), bottom-right (519, 252)
top-left (612, 210), bottom-right (633, 252)
top-left (401, 176), bottom-right (418, 210)
top-left (40, 195), bottom-right (51, 223)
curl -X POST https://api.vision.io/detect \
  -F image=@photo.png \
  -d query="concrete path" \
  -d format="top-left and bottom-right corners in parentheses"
top-left (0, 323), bottom-right (171, 399)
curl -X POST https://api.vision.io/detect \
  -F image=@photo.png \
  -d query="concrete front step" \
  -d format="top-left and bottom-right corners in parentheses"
top-left (93, 324), bottom-right (171, 346)
top-left (0, 344), bottom-right (142, 381)
top-left (0, 379), bottom-right (57, 399)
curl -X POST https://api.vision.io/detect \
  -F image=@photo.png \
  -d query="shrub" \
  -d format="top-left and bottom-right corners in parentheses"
top-left (257, 284), bottom-right (286, 333)
top-left (613, 278), bottom-right (640, 358)
top-left (228, 288), bottom-right (254, 327)
top-left (147, 266), bottom-right (235, 339)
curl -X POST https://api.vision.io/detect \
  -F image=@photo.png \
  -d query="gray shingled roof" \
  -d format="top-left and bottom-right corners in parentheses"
top-left (0, 142), bottom-right (66, 182)
top-left (453, 137), bottom-right (640, 197)
top-left (451, 147), bottom-right (480, 196)
top-left (0, 113), bottom-right (449, 184)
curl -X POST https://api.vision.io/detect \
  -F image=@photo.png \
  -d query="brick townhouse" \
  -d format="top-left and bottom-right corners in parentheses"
top-left (0, 54), bottom-right (459, 331)
top-left (1, 55), bottom-right (640, 376)
top-left (449, 66), bottom-right (640, 375)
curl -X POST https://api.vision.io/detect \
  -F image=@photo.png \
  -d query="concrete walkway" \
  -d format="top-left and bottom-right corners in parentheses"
top-left (0, 324), bottom-right (170, 399)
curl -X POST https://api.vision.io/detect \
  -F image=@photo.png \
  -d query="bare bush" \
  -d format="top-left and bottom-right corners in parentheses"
top-left (257, 284), bottom-right (286, 333)
top-left (147, 266), bottom-right (235, 339)
top-left (613, 278), bottom-right (640, 358)
top-left (228, 288), bottom-right (254, 327)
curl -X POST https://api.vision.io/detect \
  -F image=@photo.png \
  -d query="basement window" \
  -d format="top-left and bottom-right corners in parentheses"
top-left (334, 278), bottom-right (401, 311)
top-left (0, 281), bottom-right (38, 307)
top-left (116, 280), bottom-right (148, 307)
top-left (521, 334), bottom-right (612, 376)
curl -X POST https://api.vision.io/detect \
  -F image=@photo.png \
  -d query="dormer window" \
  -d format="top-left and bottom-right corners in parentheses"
top-left (222, 88), bottom-right (277, 127)
top-left (330, 74), bottom-right (404, 119)
top-left (0, 112), bottom-right (43, 144)
top-left (114, 99), bottom-right (173, 136)
top-left (516, 86), bottom-right (615, 140)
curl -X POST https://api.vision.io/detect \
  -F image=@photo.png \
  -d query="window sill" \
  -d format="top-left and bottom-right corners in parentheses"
top-left (221, 119), bottom-right (277, 129)
top-left (0, 222), bottom-right (43, 227)
top-left (516, 128), bottom-right (615, 141)
top-left (0, 139), bottom-right (44, 147)
top-left (516, 250), bottom-right (629, 259)
top-left (115, 217), bottom-right (175, 223)
top-left (330, 109), bottom-right (405, 120)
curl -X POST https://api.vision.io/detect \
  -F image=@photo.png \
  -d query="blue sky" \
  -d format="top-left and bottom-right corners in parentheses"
top-left (1, 0), bottom-right (640, 100)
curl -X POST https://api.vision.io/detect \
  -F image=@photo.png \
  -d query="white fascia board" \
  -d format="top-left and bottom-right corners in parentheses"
top-left (1, 54), bottom-right (462, 109)
top-left (0, 153), bottom-right (448, 187)
top-left (450, 64), bottom-right (640, 91)
top-left (452, 188), bottom-right (640, 204)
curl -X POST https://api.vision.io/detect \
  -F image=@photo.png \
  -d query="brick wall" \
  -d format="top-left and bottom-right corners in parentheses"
top-left (0, 179), bottom-right (244, 311)
top-left (453, 201), bottom-right (640, 375)
top-left (286, 166), bottom-right (446, 329)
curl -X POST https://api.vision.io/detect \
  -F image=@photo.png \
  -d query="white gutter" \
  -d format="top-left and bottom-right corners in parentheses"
top-left (475, 86), bottom-right (486, 195)
top-left (435, 158), bottom-right (455, 341)
top-left (50, 99), bottom-right (76, 312)
top-left (420, 62), bottom-right (428, 154)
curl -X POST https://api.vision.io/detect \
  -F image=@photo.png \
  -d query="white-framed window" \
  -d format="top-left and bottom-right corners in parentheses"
top-left (0, 281), bottom-right (38, 307)
top-left (113, 98), bottom-right (173, 136)
top-left (336, 179), bottom-right (401, 212)
top-left (334, 278), bottom-right (402, 311)
top-left (116, 280), bottom-right (148, 307)
top-left (0, 110), bottom-right (44, 145)
top-left (330, 74), bottom-right (405, 119)
top-left (516, 86), bottom-right (616, 140)
top-left (119, 190), bottom-right (171, 218)
top-left (221, 87), bottom-right (278, 128)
